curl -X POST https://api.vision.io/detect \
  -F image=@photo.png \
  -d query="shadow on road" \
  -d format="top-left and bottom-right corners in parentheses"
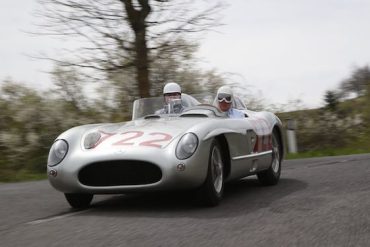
top-left (80, 178), bottom-right (307, 219)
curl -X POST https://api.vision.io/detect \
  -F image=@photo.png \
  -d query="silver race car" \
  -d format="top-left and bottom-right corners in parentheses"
top-left (47, 94), bottom-right (284, 208)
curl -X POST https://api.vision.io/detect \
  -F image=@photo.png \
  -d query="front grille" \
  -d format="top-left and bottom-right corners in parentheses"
top-left (78, 160), bottom-right (162, 186)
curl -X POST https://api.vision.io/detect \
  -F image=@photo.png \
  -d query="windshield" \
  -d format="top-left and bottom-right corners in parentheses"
top-left (131, 93), bottom-right (247, 120)
top-left (132, 93), bottom-right (200, 120)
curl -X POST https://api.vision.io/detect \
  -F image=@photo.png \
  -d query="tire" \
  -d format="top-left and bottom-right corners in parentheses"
top-left (257, 130), bottom-right (282, 186)
top-left (198, 139), bottom-right (224, 206)
top-left (64, 193), bottom-right (93, 209)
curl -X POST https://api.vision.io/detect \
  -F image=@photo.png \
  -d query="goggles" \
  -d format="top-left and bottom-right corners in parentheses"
top-left (217, 93), bottom-right (232, 103)
top-left (164, 92), bottom-right (181, 97)
top-left (164, 92), bottom-right (181, 104)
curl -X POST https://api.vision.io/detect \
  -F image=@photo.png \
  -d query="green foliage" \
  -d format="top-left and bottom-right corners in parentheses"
top-left (324, 90), bottom-right (339, 112)
top-left (0, 169), bottom-right (47, 182)
top-left (0, 78), bottom-right (118, 182)
top-left (278, 96), bottom-right (368, 154)
top-left (364, 83), bottom-right (370, 125)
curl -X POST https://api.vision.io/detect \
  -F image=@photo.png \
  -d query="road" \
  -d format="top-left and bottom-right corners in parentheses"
top-left (1, 154), bottom-right (369, 247)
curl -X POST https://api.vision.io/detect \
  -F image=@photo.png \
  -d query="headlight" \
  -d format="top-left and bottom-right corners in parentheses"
top-left (84, 132), bottom-right (101, 149)
top-left (48, 139), bottom-right (69, 166)
top-left (176, 133), bottom-right (198, 160)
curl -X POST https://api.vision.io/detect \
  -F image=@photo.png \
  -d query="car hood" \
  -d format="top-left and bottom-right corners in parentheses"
top-left (80, 117), bottom-right (211, 151)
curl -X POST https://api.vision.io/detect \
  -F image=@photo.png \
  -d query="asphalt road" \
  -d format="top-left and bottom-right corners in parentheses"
top-left (1, 153), bottom-right (370, 247)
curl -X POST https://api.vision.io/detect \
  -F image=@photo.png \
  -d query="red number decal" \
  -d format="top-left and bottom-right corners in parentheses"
top-left (113, 131), bottom-right (144, 146)
top-left (140, 132), bottom-right (172, 148)
top-left (94, 131), bottom-right (116, 148)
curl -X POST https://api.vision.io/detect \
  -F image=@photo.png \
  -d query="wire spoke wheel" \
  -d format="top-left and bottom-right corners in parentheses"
top-left (198, 139), bottom-right (225, 206)
top-left (257, 130), bottom-right (282, 186)
top-left (271, 134), bottom-right (280, 173)
top-left (211, 144), bottom-right (224, 194)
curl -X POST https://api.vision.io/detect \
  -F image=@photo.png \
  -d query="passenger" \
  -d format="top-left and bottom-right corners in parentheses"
top-left (155, 82), bottom-right (185, 114)
top-left (216, 86), bottom-right (245, 118)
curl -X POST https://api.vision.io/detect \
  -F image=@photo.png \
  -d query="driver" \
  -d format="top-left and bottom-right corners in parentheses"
top-left (155, 82), bottom-right (185, 114)
top-left (216, 86), bottom-right (245, 118)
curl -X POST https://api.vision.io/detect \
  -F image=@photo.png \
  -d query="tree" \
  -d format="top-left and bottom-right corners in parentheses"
top-left (50, 66), bottom-right (88, 112)
top-left (340, 65), bottom-right (370, 98)
top-left (35, 0), bottom-right (225, 98)
top-left (95, 38), bottom-right (229, 120)
top-left (324, 90), bottom-right (339, 112)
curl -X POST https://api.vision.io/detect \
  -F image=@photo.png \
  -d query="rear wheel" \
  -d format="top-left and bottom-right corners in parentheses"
top-left (64, 193), bottom-right (93, 209)
top-left (257, 130), bottom-right (281, 185)
top-left (198, 139), bottom-right (224, 206)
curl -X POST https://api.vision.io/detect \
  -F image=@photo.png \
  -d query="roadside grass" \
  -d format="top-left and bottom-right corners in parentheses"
top-left (286, 147), bottom-right (370, 160)
top-left (0, 169), bottom-right (46, 183)
top-left (279, 95), bottom-right (370, 160)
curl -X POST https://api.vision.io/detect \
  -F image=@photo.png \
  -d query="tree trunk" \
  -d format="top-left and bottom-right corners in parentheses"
top-left (135, 27), bottom-right (150, 98)
top-left (122, 0), bottom-right (151, 98)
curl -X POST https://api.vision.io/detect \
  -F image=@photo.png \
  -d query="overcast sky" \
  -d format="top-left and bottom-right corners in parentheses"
top-left (1, 0), bottom-right (370, 109)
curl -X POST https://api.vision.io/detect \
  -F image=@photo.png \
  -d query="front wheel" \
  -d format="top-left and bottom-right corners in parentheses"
top-left (198, 139), bottom-right (224, 206)
top-left (257, 130), bottom-right (282, 185)
top-left (64, 193), bottom-right (93, 209)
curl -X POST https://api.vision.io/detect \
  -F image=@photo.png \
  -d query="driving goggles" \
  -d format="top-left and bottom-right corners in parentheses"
top-left (164, 92), bottom-right (181, 97)
top-left (217, 93), bottom-right (232, 103)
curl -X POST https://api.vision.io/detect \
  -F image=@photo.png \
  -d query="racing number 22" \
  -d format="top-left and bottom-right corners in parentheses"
top-left (107, 131), bottom-right (172, 148)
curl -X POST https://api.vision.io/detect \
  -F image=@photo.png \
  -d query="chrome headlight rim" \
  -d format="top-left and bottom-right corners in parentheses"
top-left (48, 139), bottom-right (69, 167)
top-left (176, 132), bottom-right (199, 160)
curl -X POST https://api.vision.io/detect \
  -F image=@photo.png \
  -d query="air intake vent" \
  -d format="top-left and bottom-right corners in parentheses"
top-left (78, 160), bottom-right (162, 186)
top-left (144, 115), bottom-right (161, 119)
top-left (180, 114), bottom-right (208, 118)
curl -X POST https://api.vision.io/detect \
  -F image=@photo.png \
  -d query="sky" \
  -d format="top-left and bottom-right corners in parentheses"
top-left (1, 0), bottom-right (370, 109)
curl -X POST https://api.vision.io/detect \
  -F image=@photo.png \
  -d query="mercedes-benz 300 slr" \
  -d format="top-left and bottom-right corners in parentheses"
top-left (47, 94), bottom-right (284, 208)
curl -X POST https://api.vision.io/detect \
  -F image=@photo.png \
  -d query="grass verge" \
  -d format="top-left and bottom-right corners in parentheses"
top-left (286, 148), bottom-right (370, 159)
top-left (0, 169), bottom-right (47, 183)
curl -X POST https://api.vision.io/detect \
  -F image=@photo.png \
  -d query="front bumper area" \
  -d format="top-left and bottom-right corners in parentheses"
top-left (47, 141), bottom-right (210, 194)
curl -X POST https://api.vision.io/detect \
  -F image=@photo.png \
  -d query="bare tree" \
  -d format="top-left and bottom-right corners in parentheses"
top-left (35, 0), bottom-right (225, 98)
top-left (50, 66), bottom-right (88, 112)
top-left (340, 65), bottom-right (370, 98)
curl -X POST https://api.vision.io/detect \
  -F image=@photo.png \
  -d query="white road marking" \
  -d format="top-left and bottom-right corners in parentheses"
top-left (26, 210), bottom-right (89, 225)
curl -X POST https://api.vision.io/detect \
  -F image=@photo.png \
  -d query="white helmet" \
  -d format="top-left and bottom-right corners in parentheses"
top-left (163, 82), bottom-right (181, 95)
top-left (217, 85), bottom-right (233, 99)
